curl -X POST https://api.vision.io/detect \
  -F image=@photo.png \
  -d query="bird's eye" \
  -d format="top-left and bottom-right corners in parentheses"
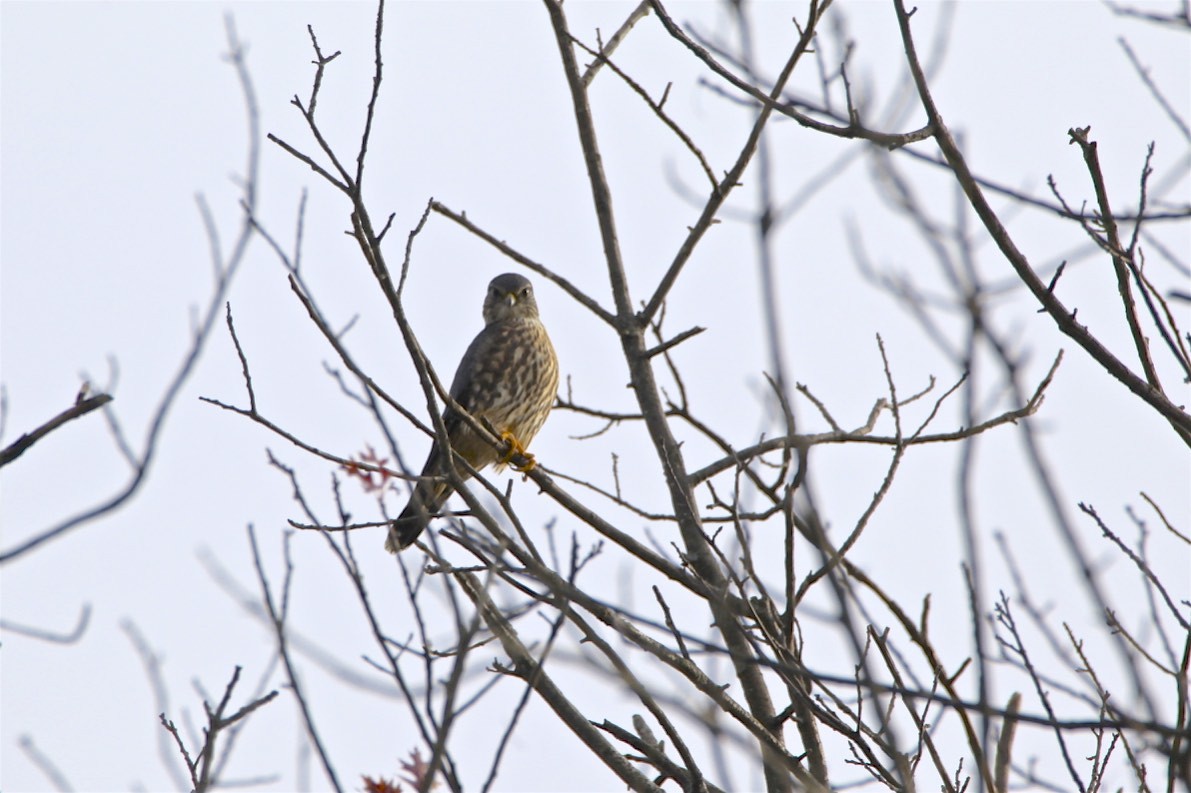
top-left (521, 287), bottom-right (531, 297)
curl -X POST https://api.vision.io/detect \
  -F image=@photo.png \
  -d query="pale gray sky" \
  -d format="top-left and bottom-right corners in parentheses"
top-left (2, 2), bottom-right (1188, 791)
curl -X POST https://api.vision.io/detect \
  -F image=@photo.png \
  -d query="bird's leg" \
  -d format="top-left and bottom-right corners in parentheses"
top-left (498, 430), bottom-right (536, 472)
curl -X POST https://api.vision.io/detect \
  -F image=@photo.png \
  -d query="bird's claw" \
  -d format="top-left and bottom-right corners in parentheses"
top-left (499, 430), bottom-right (537, 472)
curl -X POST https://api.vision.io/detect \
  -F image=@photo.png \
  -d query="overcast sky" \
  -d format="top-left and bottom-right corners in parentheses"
top-left (2, 2), bottom-right (1188, 791)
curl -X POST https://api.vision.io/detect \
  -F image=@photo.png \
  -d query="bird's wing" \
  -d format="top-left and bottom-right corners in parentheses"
top-left (417, 325), bottom-right (495, 474)
top-left (446, 323), bottom-right (499, 411)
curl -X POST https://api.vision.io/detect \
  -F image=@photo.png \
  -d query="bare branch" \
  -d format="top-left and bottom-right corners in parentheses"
top-left (0, 393), bottom-right (112, 469)
top-left (0, 17), bottom-right (262, 563)
top-left (891, 0), bottom-right (1191, 439)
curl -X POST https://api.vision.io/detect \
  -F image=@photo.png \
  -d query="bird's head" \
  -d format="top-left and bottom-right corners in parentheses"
top-left (482, 273), bottom-right (540, 324)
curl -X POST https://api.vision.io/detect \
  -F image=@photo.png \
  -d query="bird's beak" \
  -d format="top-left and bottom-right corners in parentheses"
top-left (503, 291), bottom-right (517, 307)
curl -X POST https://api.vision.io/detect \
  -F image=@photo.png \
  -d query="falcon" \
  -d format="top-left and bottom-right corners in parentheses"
top-left (386, 273), bottom-right (559, 551)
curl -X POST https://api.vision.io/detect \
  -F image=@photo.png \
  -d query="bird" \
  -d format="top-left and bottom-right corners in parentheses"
top-left (386, 272), bottom-right (559, 552)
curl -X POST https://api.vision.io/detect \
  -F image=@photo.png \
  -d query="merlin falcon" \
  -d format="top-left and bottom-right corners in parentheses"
top-left (386, 272), bottom-right (559, 552)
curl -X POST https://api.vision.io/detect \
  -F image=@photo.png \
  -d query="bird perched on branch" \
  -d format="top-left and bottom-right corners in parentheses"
top-left (386, 272), bottom-right (559, 552)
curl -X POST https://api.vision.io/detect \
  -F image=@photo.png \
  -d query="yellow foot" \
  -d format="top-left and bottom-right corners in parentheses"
top-left (499, 430), bottom-right (536, 472)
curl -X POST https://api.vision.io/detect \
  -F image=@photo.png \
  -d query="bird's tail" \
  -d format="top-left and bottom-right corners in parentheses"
top-left (385, 478), bottom-right (451, 553)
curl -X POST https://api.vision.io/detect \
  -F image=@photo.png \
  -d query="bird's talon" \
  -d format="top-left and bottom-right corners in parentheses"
top-left (498, 430), bottom-right (522, 464)
top-left (499, 430), bottom-right (536, 472)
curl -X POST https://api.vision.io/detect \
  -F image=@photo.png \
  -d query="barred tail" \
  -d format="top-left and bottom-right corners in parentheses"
top-left (385, 477), bottom-right (451, 552)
